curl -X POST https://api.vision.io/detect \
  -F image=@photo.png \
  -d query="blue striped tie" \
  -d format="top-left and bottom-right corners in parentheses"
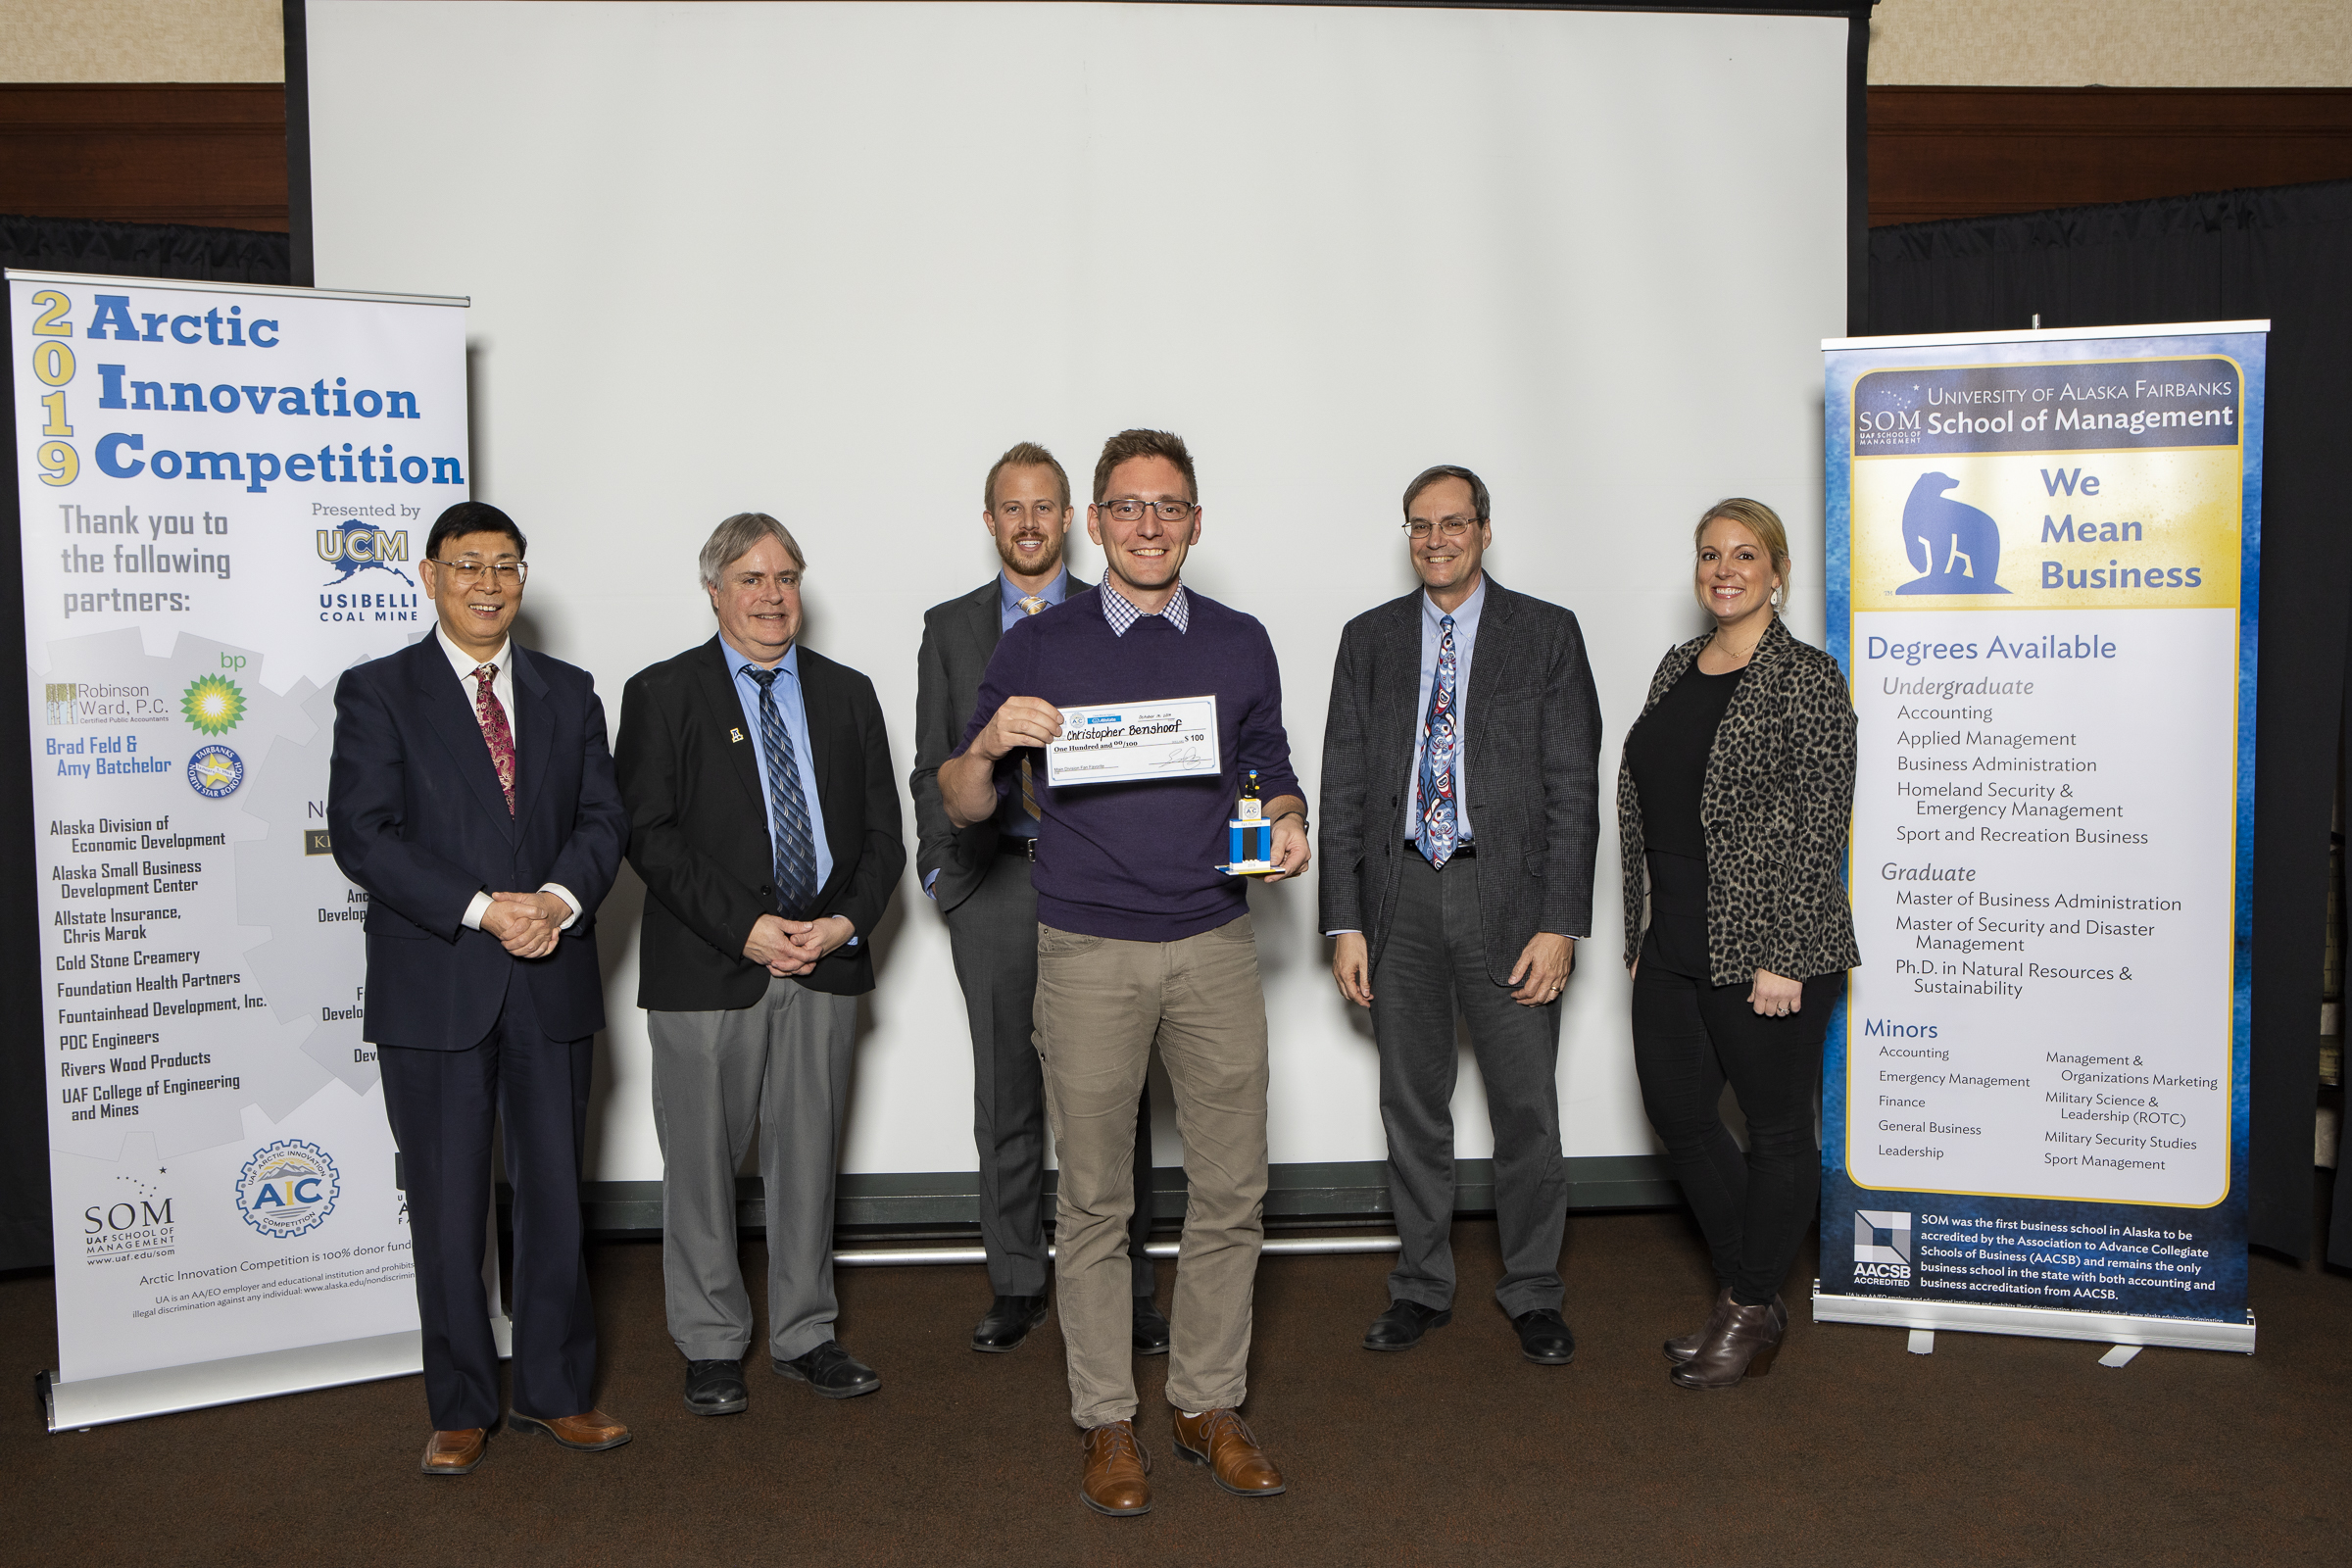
top-left (746, 666), bottom-right (818, 916)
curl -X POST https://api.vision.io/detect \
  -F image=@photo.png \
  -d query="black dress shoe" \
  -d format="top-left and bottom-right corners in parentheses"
top-left (683, 1357), bottom-right (749, 1416)
top-left (972, 1295), bottom-right (1050, 1352)
top-left (1132, 1297), bottom-right (1171, 1355)
top-left (1513, 1307), bottom-right (1577, 1365)
top-left (772, 1340), bottom-right (881, 1399)
top-left (1363, 1298), bottom-right (1452, 1351)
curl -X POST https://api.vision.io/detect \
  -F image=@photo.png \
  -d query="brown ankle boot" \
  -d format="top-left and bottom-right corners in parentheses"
top-left (1664, 1287), bottom-right (1734, 1364)
top-left (1667, 1291), bottom-right (1786, 1364)
top-left (1670, 1299), bottom-right (1784, 1389)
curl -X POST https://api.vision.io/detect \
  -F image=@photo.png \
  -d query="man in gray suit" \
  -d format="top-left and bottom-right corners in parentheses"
top-left (910, 441), bottom-right (1167, 1354)
top-left (1318, 465), bottom-right (1601, 1365)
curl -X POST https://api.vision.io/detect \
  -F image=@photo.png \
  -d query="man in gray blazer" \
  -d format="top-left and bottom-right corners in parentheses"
top-left (910, 441), bottom-right (1167, 1355)
top-left (1319, 465), bottom-right (1601, 1365)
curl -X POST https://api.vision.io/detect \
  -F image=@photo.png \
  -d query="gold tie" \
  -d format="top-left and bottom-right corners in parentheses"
top-left (1019, 596), bottom-right (1046, 819)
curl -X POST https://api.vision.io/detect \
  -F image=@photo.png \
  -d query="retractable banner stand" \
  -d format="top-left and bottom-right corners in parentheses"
top-left (1817, 321), bottom-right (2264, 1353)
top-left (9, 270), bottom-right (479, 1427)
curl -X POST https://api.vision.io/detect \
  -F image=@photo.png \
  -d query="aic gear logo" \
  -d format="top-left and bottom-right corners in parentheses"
top-left (187, 743), bottom-right (244, 798)
top-left (1853, 1209), bottom-right (1913, 1284)
top-left (235, 1140), bottom-right (341, 1238)
top-left (181, 674), bottom-right (245, 735)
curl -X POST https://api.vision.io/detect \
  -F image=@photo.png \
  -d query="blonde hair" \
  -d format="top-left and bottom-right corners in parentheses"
top-left (1694, 498), bottom-right (1790, 584)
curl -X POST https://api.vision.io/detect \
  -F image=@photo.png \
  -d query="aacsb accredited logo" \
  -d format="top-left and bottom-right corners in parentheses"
top-left (1853, 1209), bottom-right (1913, 1285)
top-left (235, 1140), bottom-right (341, 1239)
top-left (181, 674), bottom-right (245, 735)
top-left (187, 743), bottom-right (244, 798)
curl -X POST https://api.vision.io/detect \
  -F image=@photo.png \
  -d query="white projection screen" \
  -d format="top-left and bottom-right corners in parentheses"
top-left (303, 1), bottom-right (1850, 1216)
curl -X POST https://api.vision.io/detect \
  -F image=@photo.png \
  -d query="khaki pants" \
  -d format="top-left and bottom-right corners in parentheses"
top-left (1035, 915), bottom-right (1269, 1429)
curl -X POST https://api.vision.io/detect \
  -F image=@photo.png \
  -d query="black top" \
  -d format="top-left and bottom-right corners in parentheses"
top-left (1624, 660), bottom-right (1741, 977)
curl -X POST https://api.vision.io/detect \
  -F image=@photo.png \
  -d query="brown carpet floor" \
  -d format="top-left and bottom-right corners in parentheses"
top-left (5, 1210), bottom-right (2346, 1567)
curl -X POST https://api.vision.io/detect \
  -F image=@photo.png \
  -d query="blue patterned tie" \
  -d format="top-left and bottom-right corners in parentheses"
top-left (746, 666), bottom-right (818, 916)
top-left (1417, 614), bottom-right (1459, 867)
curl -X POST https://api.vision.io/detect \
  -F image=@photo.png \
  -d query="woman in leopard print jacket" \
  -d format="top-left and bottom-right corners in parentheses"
top-left (1617, 498), bottom-right (1857, 1391)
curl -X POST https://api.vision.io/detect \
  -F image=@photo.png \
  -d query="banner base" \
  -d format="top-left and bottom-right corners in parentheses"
top-left (42, 1314), bottom-right (512, 1432)
top-left (1812, 1284), bottom-right (2254, 1354)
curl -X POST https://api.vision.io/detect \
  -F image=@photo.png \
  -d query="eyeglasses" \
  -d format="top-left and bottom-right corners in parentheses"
top-left (1101, 498), bottom-right (1196, 522)
top-left (1403, 516), bottom-right (1479, 539)
top-left (428, 557), bottom-right (527, 587)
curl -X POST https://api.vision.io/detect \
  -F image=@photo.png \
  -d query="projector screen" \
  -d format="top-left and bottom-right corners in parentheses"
top-left (303, 0), bottom-right (1850, 1202)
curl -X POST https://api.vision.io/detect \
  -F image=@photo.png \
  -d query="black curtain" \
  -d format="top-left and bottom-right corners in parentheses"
top-left (1869, 178), bottom-right (2352, 1262)
top-left (0, 217), bottom-right (291, 1273)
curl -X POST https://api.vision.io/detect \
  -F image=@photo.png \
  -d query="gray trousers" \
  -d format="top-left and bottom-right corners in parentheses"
top-left (945, 849), bottom-right (1155, 1298)
top-left (1371, 852), bottom-right (1569, 1317)
top-left (650, 975), bottom-right (857, 1363)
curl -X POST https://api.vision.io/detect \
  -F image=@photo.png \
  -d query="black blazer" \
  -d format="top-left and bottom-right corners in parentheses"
top-left (616, 635), bottom-right (904, 1007)
top-left (908, 573), bottom-right (1090, 913)
top-left (1318, 575), bottom-right (1603, 984)
top-left (328, 634), bottom-right (626, 1050)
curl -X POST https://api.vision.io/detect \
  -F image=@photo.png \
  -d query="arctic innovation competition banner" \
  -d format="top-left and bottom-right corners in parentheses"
top-left (1816, 322), bottom-right (2263, 1351)
top-left (10, 270), bottom-right (471, 1424)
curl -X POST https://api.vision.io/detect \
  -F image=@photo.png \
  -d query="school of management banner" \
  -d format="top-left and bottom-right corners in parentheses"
top-left (10, 270), bottom-right (474, 1425)
top-left (1817, 321), bottom-right (2263, 1352)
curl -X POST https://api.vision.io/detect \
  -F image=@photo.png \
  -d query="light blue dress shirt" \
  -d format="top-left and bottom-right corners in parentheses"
top-left (996, 567), bottom-right (1070, 839)
top-left (723, 638), bottom-right (835, 899)
top-left (1404, 575), bottom-right (1487, 846)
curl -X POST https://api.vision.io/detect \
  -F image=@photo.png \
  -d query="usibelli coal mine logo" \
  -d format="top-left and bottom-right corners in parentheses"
top-left (235, 1139), bottom-right (341, 1239)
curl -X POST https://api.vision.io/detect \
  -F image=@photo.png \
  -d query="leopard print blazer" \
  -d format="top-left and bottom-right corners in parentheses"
top-left (1617, 615), bottom-right (1861, 987)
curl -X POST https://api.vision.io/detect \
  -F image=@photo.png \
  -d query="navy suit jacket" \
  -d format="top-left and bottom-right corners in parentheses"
top-left (328, 634), bottom-right (627, 1050)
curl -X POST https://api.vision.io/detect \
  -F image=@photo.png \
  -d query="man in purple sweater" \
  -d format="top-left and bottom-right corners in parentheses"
top-left (941, 428), bottom-right (1307, 1517)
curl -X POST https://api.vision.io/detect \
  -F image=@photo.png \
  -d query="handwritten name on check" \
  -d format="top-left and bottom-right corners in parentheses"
top-left (1044, 697), bottom-right (1221, 788)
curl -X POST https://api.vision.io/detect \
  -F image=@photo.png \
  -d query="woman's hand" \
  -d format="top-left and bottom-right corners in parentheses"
top-left (1748, 967), bottom-right (1801, 1017)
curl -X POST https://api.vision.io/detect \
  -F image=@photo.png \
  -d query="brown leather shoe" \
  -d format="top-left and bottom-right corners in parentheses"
top-left (1671, 1300), bottom-right (1785, 1390)
top-left (419, 1427), bottom-right (486, 1476)
top-left (1667, 1290), bottom-right (1787, 1364)
top-left (509, 1409), bottom-right (632, 1451)
top-left (1171, 1407), bottom-right (1287, 1497)
top-left (1081, 1420), bottom-right (1152, 1516)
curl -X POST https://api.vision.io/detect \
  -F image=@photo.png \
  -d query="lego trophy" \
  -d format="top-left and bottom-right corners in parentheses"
top-left (1222, 769), bottom-right (1280, 875)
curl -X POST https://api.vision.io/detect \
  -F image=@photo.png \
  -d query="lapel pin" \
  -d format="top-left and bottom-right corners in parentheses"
top-left (730, 728), bottom-right (745, 744)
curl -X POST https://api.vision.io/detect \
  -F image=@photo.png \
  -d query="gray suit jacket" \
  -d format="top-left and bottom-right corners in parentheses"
top-left (909, 573), bottom-right (1091, 913)
top-left (1318, 575), bottom-right (1603, 984)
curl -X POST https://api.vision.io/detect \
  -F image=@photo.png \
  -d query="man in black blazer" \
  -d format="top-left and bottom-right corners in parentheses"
top-left (910, 442), bottom-right (1166, 1355)
top-left (328, 501), bottom-right (630, 1476)
top-left (615, 513), bottom-right (904, 1418)
top-left (1319, 466), bottom-right (1601, 1365)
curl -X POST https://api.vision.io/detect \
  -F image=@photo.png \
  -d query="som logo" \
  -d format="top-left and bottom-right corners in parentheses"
top-left (318, 520), bottom-right (414, 586)
top-left (1853, 1208), bottom-right (1913, 1285)
top-left (235, 1139), bottom-right (341, 1239)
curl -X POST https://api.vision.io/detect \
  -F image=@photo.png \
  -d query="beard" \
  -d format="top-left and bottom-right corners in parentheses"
top-left (995, 526), bottom-right (1064, 580)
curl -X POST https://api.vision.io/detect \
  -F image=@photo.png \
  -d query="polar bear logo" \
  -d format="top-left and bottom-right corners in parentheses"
top-left (1896, 472), bottom-right (2010, 595)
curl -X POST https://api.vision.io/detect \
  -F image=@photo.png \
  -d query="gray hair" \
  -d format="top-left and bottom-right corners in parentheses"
top-left (698, 512), bottom-right (806, 589)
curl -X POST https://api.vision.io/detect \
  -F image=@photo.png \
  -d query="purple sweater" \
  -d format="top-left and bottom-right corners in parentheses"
top-left (954, 585), bottom-right (1302, 943)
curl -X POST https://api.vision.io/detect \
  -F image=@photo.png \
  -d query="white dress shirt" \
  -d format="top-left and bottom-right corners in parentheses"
top-left (436, 626), bottom-right (582, 933)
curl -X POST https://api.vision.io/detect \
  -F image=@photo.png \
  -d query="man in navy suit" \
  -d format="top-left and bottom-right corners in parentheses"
top-left (329, 501), bottom-right (630, 1476)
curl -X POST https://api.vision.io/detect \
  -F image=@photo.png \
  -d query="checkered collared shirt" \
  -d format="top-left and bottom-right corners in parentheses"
top-left (1100, 581), bottom-right (1191, 637)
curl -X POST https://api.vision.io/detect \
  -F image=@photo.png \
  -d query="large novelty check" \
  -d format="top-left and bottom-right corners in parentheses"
top-left (1044, 696), bottom-right (1221, 787)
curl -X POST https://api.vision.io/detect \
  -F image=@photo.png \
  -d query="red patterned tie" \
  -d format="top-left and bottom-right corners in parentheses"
top-left (472, 663), bottom-right (515, 814)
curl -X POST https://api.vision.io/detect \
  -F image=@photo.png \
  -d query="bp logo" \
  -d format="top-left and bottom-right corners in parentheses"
top-left (235, 1140), bottom-right (341, 1238)
top-left (1853, 1209), bottom-right (1913, 1285)
top-left (181, 674), bottom-right (245, 735)
top-left (187, 743), bottom-right (244, 798)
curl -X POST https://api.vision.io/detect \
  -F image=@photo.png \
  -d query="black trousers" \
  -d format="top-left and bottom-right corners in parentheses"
top-left (944, 848), bottom-right (1153, 1299)
top-left (1371, 851), bottom-right (1568, 1317)
top-left (1631, 956), bottom-right (1838, 1306)
top-left (379, 974), bottom-right (597, 1432)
